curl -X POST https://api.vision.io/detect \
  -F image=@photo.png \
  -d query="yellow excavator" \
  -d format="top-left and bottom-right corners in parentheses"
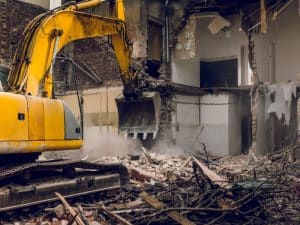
top-left (0, 0), bottom-right (161, 157)
top-left (0, 0), bottom-right (161, 212)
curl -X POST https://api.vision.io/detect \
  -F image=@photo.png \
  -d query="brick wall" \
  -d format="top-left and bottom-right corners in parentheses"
top-left (54, 22), bottom-right (147, 92)
top-left (0, 0), bottom-right (45, 66)
top-left (54, 37), bottom-right (124, 92)
top-left (0, 0), bottom-right (148, 91)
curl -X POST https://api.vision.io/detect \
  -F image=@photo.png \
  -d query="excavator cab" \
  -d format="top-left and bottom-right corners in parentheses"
top-left (116, 92), bottom-right (161, 140)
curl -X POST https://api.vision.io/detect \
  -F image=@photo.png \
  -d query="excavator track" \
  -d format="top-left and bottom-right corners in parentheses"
top-left (0, 160), bottom-right (129, 212)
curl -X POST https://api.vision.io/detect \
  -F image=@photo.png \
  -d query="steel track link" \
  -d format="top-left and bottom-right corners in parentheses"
top-left (0, 160), bottom-right (129, 213)
top-left (0, 160), bottom-right (129, 184)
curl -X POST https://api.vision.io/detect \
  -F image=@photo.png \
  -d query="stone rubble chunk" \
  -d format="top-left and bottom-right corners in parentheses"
top-left (54, 204), bottom-right (66, 219)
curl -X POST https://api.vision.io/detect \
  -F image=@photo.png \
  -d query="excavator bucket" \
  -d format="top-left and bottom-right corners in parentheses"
top-left (115, 92), bottom-right (161, 140)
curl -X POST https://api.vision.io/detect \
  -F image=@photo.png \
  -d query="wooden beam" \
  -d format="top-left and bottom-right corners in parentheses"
top-left (260, 0), bottom-right (267, 33)
top-left (98, 203), bottom-right (134, 225)
top-left (55, 192), bottom-right (86, 225)
top-left (192, 156), bottom-right (230, 188)
top-left (139, 191), bottom-right (196, 225)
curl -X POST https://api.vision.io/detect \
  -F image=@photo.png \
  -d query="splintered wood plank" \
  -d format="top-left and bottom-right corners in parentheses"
top-left (192, 156), bottom-right (230, 188)
top-left (55, 192), bottom-right (85, 225)
top-left (98, 204), bottom-right (133, 225)
top-left (139, 191), bottom-right (196, 225)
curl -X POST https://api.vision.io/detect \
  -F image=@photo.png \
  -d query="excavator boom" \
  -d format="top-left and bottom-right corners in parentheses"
top-left (0, 0), bottom-right (160, 154)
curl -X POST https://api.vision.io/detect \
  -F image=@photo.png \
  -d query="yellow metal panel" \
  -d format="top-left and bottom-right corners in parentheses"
top-left (0, 141), bottom-right (45, 154)
top-left (44, 140), bottom-right (83, 150)
top-left (0, 93), bottom-right (28, 141)
top-left (0, 140), bottom-right (82, 154)
top-left (8, 2), bottom-right (132, 97)
top-left (27, 96), bottom-right (45, 140)
top-left (43, 98), bottom-right (65, 140)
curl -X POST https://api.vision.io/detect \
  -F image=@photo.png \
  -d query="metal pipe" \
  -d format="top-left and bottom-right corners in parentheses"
top-left (50, 34), bottom-right (61, 75)
top-left (68, 0), bottom-right (106, 11)
top-left (165, 0), bottom-right (170, 63)
top-left (272, 0), bottom-right (295, 20)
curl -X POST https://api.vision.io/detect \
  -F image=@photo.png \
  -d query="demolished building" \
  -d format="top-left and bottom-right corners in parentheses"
top-left (0, 0), bottom-right (299, 224)
top-left (1, 0), bottom-right (300, 158)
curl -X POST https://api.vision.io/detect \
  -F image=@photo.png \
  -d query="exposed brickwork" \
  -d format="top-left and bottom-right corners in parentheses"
top-left (0, 0), bottom-right (45, 66)
top-left (54, 37), bottom-right (123, 91)
top-left (0, 0), bottom-right (9, 65)
top-left (54, 23), bottom-right (148, 91)
top-left (0, 0), bottom-right (148, 91)
top-left (0, 0), bottom-right (172, 144)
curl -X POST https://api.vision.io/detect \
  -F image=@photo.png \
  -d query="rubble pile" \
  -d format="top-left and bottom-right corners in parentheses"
top-left (3, 147), bottom-right (299, 225)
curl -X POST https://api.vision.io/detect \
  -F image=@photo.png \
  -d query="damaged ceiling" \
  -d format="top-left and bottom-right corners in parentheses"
top-left (172, 0), bottom-right (295, 41)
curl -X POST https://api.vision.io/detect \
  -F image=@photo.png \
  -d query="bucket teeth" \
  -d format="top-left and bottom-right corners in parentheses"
top-left (123, 132), bottom-right (157, 140)
top-left (143, 133), bottom-right (148, 140)
top-left (115, 92), bottom-right (161, 139)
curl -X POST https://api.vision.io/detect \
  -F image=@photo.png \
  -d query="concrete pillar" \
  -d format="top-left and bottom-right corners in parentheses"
top-left (255, 90), bottom-right (298, 154)
top-left (255, 93), bottom-right (271, 155)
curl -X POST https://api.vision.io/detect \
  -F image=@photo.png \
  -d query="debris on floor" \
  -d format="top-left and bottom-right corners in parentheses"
top-left (1, 146), bottom-right (299, 225)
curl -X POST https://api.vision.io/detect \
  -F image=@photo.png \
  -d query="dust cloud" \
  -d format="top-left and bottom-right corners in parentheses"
top-left (42, 127), bottom-right (184, 161)
top-left (81, 126), bottom-right (141, 161)
top-left (151, 139), bottom-right (185, 155)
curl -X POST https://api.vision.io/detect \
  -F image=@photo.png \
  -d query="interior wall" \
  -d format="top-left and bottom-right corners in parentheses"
top-left (253, 1), bottom-right (300, 82)
top-left (172, 95), bottom-right (201, 149)
top-left (172, 93), bottom-right (250, 156)
top-left (197, 15), bottom-right (248, 86)
top-left (18, 0), bottom-right (49, 8)
top-left (172, 59), bottom-right (200, 87)
top-left (171, 14), bottom-right (249, 87)
top-left (275, 2), bottom-right (300, 81)
top-left (61, 87), bottom-right (123, 135)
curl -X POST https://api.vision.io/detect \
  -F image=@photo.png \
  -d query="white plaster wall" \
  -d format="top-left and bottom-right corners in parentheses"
top-left (171, 15), bottom-right (249, 87)
top-left (172, 94), bottom-right (242, 156)
top-left (273, 1), bottom-right (300, 81)
top-left (61, 87), bottom-right (123, 136)
top-left (172, 95), bottom-right (201, 149)
top-left (198, 94), bottom-right (241, 156)
top-left (196, 16), bottom-right (249, 86)
top-left (172, 59), bottom-right (200, 87)
top-left (253, 1), bottom-right (300, 82)
top-left (18, 0), bottom-right (49, 8)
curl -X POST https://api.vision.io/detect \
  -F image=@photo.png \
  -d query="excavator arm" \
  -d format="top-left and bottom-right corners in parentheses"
top-left (0, 0), bottom-right (160, 155)
top-left (6, 0), bottom-right (136, 98)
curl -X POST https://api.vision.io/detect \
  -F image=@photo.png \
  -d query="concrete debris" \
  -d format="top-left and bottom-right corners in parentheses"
top-left (1, 147), bottom-right (299, 224)
top-left (53, 204), bottom-right (65, 219)
top-left (192, 156), bottom-right (230, 188)
top-left (208, 15), bottom-right (231, 35)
